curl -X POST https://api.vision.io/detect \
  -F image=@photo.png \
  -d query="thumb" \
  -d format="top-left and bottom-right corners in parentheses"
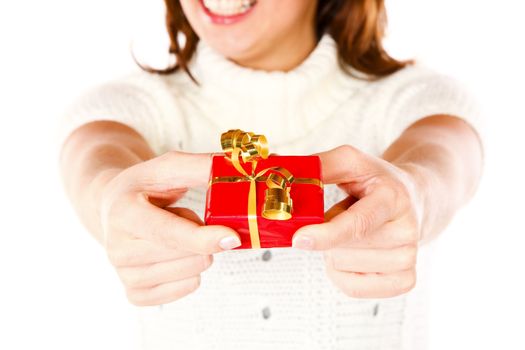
top-left (314, 145), bottom-right (374, 185)
top-left (136, 151), bottom-right (218, 190)
top-left (165, 207), bottom-right (205, 225)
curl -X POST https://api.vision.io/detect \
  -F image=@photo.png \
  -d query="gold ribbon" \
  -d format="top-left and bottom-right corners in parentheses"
top-left (209, 129), bottom-right (322, 249)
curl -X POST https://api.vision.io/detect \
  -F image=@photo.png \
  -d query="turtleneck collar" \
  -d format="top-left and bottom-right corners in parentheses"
top-left (184, 33), bottom-right (364, 149)
top-left (189, 32), bottom-right (350, 98)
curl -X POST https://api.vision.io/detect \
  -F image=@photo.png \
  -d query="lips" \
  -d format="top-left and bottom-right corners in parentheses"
top-left (200, 0), bottom-right (257, 25)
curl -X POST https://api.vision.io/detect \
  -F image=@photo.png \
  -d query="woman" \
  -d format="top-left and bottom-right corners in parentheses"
top-left (58, 0), bottom-right (484, 348)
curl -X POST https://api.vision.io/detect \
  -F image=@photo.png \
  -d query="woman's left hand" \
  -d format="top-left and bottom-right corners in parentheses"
top-left (292, 145), bottom-right (425, 298)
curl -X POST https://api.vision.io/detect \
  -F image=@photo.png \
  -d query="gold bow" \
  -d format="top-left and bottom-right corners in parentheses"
top-left (209, 129), bottom-right (322, 249)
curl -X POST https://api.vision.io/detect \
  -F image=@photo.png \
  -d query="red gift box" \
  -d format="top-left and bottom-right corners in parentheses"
top-left (204, 153), bottom-right (324, 249)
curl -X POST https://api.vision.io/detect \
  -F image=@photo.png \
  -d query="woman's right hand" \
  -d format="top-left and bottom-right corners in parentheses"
top-left (96, 151), bottom-right (241, 306)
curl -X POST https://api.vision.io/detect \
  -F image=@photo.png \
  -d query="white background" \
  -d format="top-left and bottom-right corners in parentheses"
top-left (0, 0), bottom-right (524, 349)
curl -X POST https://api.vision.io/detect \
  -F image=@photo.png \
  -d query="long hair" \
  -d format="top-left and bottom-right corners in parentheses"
top-left (136, 0), bottom-right (411, 83)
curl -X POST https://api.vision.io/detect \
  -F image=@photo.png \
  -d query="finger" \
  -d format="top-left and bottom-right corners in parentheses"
top-left (126, 275), bottom-right (202, 306)
top-left (146, 188), bottom-right (189, 208)
top-left (324, 196), bottom-right (358, 221)
top-left (325, 200), bottom-right (419, 249)
top-left (324, 245), bottom-right (417, 274)
top-left (135, 151), bottom-right (216, 191)
top-left (106, 236), bottom-right (196, 267)
top-left (118, 254), bottom-right (212, 289)
top-left (107, 200), bottom-right (217, 267)
top-left (325, 267), bottom-right (417, 299)
top-left (107, 206), bottom-right (205, 267)
top-left (164, 207), bottom-right (204, 225)
top-left (111, 196), bottom-right (241, 254)
top-left (292, 187), bottom-right (396, 250)
top-left (314, 145), bottom-right (377, 185)
top-left (340, 218), bottom-right (420, 248)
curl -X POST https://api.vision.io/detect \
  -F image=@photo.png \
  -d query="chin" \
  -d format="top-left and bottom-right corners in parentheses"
top-left (181, 0), bottom-right (271, 60)
top-left (203, 34), bottom-right (264, 61)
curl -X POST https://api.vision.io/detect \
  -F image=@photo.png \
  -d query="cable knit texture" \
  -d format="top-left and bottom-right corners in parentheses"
top-left (58, 33), bottom-right (483, 350)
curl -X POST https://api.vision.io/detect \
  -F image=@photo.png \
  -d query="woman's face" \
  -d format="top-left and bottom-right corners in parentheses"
top-left (179, 0), bottom-right (318, 67)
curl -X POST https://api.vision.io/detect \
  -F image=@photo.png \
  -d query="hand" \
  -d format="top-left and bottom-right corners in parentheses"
top-left (97, 151), bottom-right (241, 306)
top-left (292, 145), bottom-right (424, 298)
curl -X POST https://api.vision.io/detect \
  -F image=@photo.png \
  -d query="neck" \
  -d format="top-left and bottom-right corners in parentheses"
top-left (229, 28), bottom-right (318, 72)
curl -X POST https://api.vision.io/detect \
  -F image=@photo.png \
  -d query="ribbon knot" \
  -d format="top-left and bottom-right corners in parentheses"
top-left (210, 129), bottom-right (322, 249)
top-left (221, 129), bottom-right (294, 227)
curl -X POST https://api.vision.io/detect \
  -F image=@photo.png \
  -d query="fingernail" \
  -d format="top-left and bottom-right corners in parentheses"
top-left (292, 236), bottom-right (314, 250)
top-left (219, 236), bottom-right (242, 250)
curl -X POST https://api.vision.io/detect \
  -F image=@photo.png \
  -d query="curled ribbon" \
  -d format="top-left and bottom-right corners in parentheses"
top-left (210, 129), bottom-right (322, 249)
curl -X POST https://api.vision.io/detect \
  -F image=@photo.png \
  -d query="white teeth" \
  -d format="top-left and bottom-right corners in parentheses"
top-left (203, 0), bottom-right (256, 16)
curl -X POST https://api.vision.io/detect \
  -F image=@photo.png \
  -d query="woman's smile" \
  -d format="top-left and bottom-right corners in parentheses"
top-left (200, 0), bottom-right (257, 25)
top-left (180, 0), bottom-right (319, 70)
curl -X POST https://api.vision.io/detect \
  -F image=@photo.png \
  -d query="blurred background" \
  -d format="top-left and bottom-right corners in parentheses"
top-left (0, 0), bottom-right (523, 349)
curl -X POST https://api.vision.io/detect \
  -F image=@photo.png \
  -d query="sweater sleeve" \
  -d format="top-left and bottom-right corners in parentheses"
top-left (377, 65), bottom-right (485, 154)
top-left (55, 70), bottom-right (172, 156)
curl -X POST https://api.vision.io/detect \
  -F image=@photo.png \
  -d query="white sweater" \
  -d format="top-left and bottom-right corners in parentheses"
top-left (58, 33), bottom-right (483, 350)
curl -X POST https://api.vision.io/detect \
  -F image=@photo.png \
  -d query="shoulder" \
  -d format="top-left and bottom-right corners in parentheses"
top-left (335, 63), bottom-right (472, 111)
top-left (367, 63), bottom-right (482, 122)
top-left (104, 68), bottom-right (192, 100)
top-left (58, 68), bottom-right (192, 155)
top-left (362, 63), bottom-right (485, 152)
top-left (367, 63), bottom-right (468, 98)
top-left (62, 68), bottom-right (189, 127)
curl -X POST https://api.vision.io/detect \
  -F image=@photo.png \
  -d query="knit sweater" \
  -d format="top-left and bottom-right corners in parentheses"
top-left (58, 33), bottom-right (483, 350)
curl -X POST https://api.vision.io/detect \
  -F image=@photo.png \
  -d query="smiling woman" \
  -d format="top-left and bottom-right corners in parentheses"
top-left (141, 0), bottom-right (409, 77)
top-left (56, 0), bottom-right (484, 349)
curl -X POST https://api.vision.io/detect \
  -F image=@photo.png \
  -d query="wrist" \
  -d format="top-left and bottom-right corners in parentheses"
top-left (392, 161), bottom-right (436, 243)
top-left (86, 167), bottom-right (125, 245)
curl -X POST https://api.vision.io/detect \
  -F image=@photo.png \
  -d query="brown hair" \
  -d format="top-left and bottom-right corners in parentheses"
top-left (137, 0), bottom-right (412, 82)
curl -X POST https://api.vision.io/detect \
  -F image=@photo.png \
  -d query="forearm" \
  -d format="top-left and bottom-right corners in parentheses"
top-left (382, 114), bottom-right (483, 244)
top-left (59, 121), bottom-right (155, 244)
